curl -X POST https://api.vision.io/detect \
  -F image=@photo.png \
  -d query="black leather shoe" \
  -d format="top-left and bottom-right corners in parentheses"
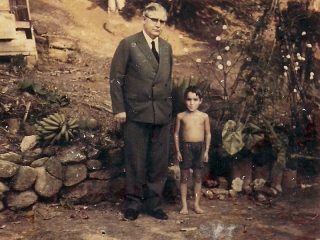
top-left (124, 208), bottom-right (139, 221)
top-left (147, 209), bottom-right (168, 220)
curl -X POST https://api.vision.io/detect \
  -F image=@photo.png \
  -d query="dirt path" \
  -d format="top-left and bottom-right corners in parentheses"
top-left (1, 181), bottom-right (319, 240)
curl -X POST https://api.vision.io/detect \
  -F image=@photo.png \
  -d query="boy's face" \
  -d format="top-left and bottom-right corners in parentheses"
top-left (185, 92), bottom-right (202, 112)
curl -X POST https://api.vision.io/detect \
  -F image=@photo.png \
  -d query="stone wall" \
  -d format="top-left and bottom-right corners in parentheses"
top-left (0, 138), bottom-right (125, 211)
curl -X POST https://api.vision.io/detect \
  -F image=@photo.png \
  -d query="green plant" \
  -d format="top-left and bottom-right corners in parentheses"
top-left (34, 113), bottom-right (79, 145)
top-left (221, 116), bottom-right (288, 174)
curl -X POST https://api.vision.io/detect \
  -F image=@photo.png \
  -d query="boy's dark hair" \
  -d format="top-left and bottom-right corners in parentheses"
top-left (184, 86), bottom-right (203, 99)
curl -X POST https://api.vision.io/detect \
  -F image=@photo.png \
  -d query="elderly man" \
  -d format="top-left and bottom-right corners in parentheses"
top-left (109, 3), bottom-right (173, 221)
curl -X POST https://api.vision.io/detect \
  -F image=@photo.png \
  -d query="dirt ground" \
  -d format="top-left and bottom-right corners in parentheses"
top-left (0, 178), bottom-right (319, 240)
top-left (0, 1), bottom-right (320, 239)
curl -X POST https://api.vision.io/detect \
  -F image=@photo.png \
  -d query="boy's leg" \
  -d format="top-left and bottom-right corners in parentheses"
top-left (180, 169), bottom-right (190, 214)
top-left (193, 168), bottom-right (204, 214)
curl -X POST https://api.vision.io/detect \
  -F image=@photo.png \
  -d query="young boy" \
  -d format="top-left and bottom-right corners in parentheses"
top-left (174, 86), bottom-right (211, 214)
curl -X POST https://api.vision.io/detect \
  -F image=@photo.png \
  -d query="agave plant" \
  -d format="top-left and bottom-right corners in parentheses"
top-left (34, 113), bottom-right (79, 145)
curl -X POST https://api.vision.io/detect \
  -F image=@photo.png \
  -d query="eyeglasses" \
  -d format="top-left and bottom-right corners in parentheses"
top-left (145, 15), bottom-right (166, 25)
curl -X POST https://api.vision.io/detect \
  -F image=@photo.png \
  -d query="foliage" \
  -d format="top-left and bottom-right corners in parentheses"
top-left (242, 123), bottom-right (265, 150)
top-left (222, 120), bottom-right (245, 155)
top-left (18, 78), bottom-right (71, 107)
top-left (260, 115), bottom-right (289, 173)
top-left (78, 117), bottom-right (99, 130)
top-left (123, 0), bottom-right (268, 39)
top-left (185, 0), bottom-right (318, 155)
top-left (276, 2), bottom-right (320, 119)
top-left (220, 116), bottom-right (289, 174)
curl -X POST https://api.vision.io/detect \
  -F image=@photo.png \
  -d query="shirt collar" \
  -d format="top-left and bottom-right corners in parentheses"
top-left (143, 30), bottom-right (159, 51)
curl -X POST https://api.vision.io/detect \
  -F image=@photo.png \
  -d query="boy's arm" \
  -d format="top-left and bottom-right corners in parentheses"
top-left (203, 114), bottom-right (211, 162)
top-left (174, 115), bottom-right (182, 161)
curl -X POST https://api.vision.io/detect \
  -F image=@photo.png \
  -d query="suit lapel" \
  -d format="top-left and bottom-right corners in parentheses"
top-left (136, 32), bottom-right (159, 71)
top-left (158, 38), bottom-right (166, 69)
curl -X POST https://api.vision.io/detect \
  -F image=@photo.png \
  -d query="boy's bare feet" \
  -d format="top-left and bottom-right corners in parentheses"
top-left (194, 206), bottom-right (204, 214)
top-left (179, 207), bottom-right (189, 215)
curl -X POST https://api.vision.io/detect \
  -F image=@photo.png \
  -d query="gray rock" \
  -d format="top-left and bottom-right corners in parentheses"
top-left (0, 152), bottom-right (22, 164)
top-left (0, 182), bottom-right (9, 193)
top-left (42, 146), bottom-right (58, 157)
top-left (167, 165), bottom-right (181, 189)
top-left (58, 146), bottom-right (87, 163)
top-left (100, 136), bottom-right (118, 149)
top-left (60, 180), bottom-right (110, 205)
top-left (10, 166), bottom-right (37, 191)
top-left (87, 167), bottom-right (123, 180)
top-left (5, 190), bottom-right (38, 210)
top-left (48, 35), bottom-right (79, 50)
top-left (85, 147), bottom-right (101, 159)
top-left (252, 178), bottom-right (267, 191)
top-left (33, 23), bottom-right (48, 35)
top-left (63, 164), bottom-right (87, 187)
top-left (7, 118), bottom-right (20, 134)
top-left (30, 157), bottom-right (49, 168)
top-left (0, 160), bottom-right (19, 178)
top-left (229, 189), bottom-right (238, 197)
top-left (20, 135), bottom-right (38, 152)
top-left (34, 167), bottom-right (62, 198)
top-left (106, 148), bottom-right (123, 166)
top-left (256, 193), bottom-right (267, 202)
top-left (44, 157), bottom-right (63, 180)
top-left (22, 149), bottom-right (42, 165)
top-left (85, 159), bottom-right (102, 171)
top-left (211, 188), bottom-right (229, 196)
top-left (231, 177), bottom-right (244, 192)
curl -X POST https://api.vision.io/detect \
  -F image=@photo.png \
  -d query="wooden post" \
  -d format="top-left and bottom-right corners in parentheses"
top-left (0, 0), bottom-right (10, 12)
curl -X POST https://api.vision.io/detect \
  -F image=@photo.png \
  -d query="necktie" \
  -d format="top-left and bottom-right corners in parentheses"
top-left (151, 41), bottom-right (159, 63)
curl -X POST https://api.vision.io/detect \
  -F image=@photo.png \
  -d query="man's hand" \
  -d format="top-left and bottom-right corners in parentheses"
top-left (114, 112), bottom-right (126, 124)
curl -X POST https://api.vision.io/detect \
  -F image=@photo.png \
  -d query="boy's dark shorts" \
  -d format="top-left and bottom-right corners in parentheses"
top-left (179, 142), bottom-right (205, 169)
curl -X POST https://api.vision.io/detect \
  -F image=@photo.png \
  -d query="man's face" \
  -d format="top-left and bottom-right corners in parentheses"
top-left (143, 11), bottom-right (167, 39)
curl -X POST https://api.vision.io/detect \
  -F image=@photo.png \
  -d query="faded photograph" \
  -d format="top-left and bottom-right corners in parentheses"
top-left (0, 0), bottom-right (319, 239)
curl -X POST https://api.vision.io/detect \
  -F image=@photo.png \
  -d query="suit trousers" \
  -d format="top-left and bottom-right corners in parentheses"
top-left (123, 120), bottom-right (170, 211)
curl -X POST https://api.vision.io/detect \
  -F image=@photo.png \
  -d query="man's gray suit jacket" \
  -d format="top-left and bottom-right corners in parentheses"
top-left (110, 31), bottom-right (173, 124)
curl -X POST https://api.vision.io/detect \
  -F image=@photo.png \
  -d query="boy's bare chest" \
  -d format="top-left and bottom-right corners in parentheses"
top-left (181, 116), bottom-right (204, 129)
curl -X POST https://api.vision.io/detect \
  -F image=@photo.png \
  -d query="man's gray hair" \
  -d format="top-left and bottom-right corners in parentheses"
top-left (143, 3), bottom-right (168, 17)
